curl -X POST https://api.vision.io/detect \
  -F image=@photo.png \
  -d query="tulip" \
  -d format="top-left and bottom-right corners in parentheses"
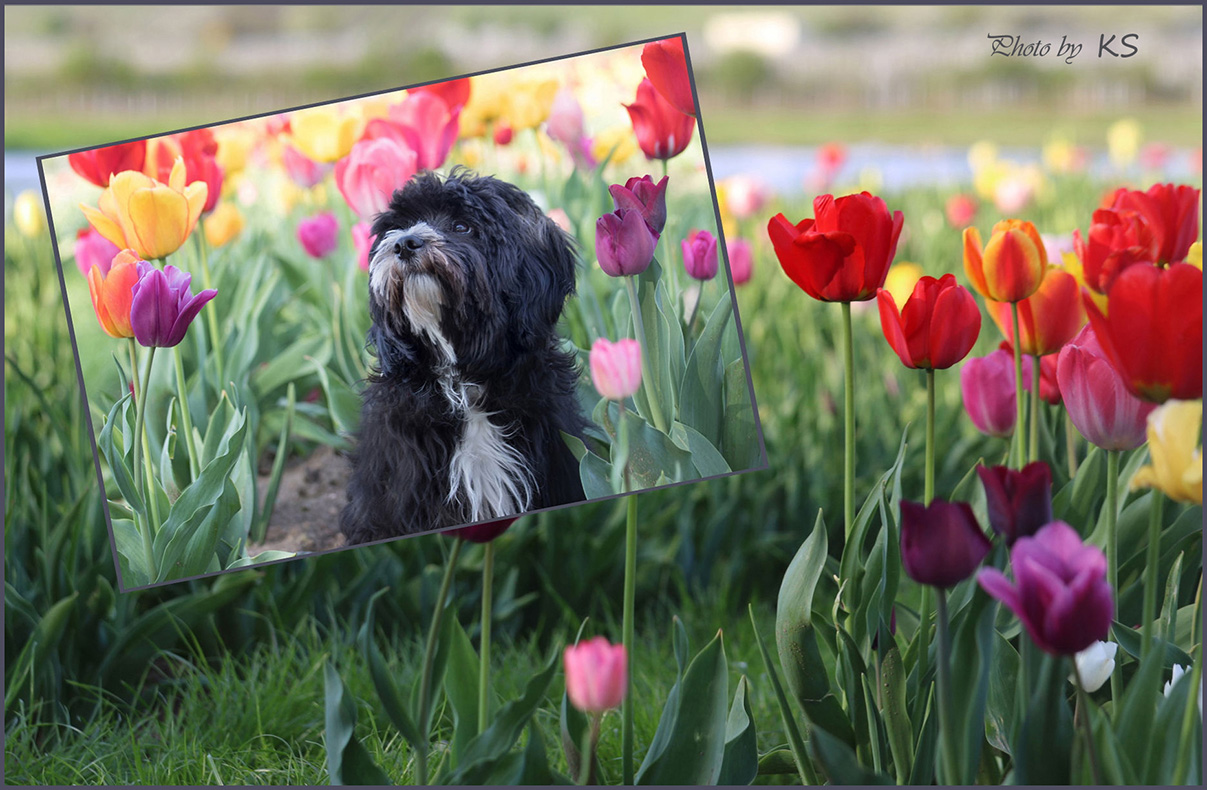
top-left (641, 37), bottom-right (695, 117)
top-left (80, 157), bottom-right (208, 261)
top-left (68, 140), bottom-right (147, 188)
top-left (1038, 354), bottom-right (1061, 405)
top-left (12, 190), bottom-right (46, 238)
top-left (1189, 241), bottom-right (1202, 269)
top-left (881, 262), bottom-right (923, 307)
top-left (282, 145), bottom-right (330, 188)
top-left (963, 218), bottom-right (1047, 303)
top-left (352, 221), bottom-right (372, 272)
top-left (876, 273), bottom-right (981, 370)
top-left (492, 121), bottom-right (514, 147)
top-left (900, 499), bottom-right (992, 588)
top-left (87, 250), bottom-right (141, 338)
top-left (1057, 324), bottom-right (1157, 451)
top-left (608, 175), bottom-right (668, 235)
top-left (563, 636), bottom-right (628, 713)
top-left (1067, 641), bottom-right (1117, 693)
top-left (365, 92), bottom-right (459, 171)
top-left (726, 238), bottom-right (754, 285)
top-left (1107, 118), bottom-right (1142, 169)
top-left (297, 212), bottom-right (340, 259)
top-left (817, 142), bottom-right (848, 176)
top-left (547, 209), bottom-right (572, 234)
top-left (590, 338), bottom-right (642, 401)
top-left (1132, 400), bottom-right (1203, 505)
top-left (545, 88), bottom-right (586, 149)
top-left (960, 349), bottom-right (1032, 438)
top-left (945, 193), bottom-right (978, 229)
top-left (203, 202), bottom-right (244, 248)
top-left (596, 209), bottom-right (657, 278)
top-left (624, 78), bottom-right (695, 161)
top-left (592, 125), bottom-right (639, 167)
top-left (145, 130), bottom-right (224, 213)
top-left (1164, 664), bottom-right (1203, 714)
top-left (74, 227), bottom-right (121, 277)
top-left (409, 78), bottom-right (471, 112)
top-left (1072, 207), bottom-right (1159, 294)
top-left (449, 517), bottom-right (516, 543)
top-left (129, 260), bottom-right (218, 348)
top-left (986, 263), bottom-right (1085, 357)
top-left (289, 106), bottom-right (362, 163)
top-left (1110, 183), bottom-right (1200, 265)
top-left (768, 192), bottom-right (904, 303)
top-left (503, 78), bottom-right (559, 132)
top-left (1084, 262), bottom-right (1202, 403)
top-left (723, 176), bottom-right (769, 220)
top-left (334, 136), bottom-right (419, 219)
top-left (978, 521), bottom-right (1114, 655)
top-left (681, 229), bottom-right (718, 281)
top-left (977, 461), bottom-right (1053, 545)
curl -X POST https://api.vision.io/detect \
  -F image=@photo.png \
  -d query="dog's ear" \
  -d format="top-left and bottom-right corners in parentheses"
top-left (510, 213), bottom-right (579, 348)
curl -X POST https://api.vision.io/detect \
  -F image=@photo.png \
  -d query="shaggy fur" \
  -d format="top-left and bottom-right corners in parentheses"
top-left (340, 169), bottom-right (587, 544)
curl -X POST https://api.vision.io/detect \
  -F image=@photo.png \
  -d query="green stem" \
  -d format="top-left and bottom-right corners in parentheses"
top-left (935, 590), bottom-right (960, 785)
top-left (131, 344), bottom-right (158, 579)
top-left (1029, 355), bottom-right (1040, 464)
top-left (1010, 304), bottom-right (1025, 469)
top-left (621, 494), bottom-right (638, 785)
top-left (416, 538), bottom-right (463, 786)
top-left (917, 370), bottom-right (937, 709)
top-left (173, 347), bottom-right (201, 481)
top-left (195, 232), bottom-right (225, 394)
top-left (624, 275), bottom-right (667, 433)
top-left (841, 301), bottom-right (855, 542)
top-left (477, 541), bottom-right (495, 736)
top-left (1071, 658), bottom-right (1105, 784)
top-left (1171, 580), bottom-right (1203, 785)
top-left (1104, 450), bottom-right (1122, 718)
top-left (1065, 410), bottom-right (1079, 479)
top-left (578, 714), bottom-right (601, 785)
top-left (1140, 492), bottom-right (1165, 666)
top-left (685, 279), bottom-right (703, 338)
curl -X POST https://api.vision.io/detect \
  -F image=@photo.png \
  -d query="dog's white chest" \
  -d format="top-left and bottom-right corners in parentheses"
top-left (446, 383), bottom-right (533, 522)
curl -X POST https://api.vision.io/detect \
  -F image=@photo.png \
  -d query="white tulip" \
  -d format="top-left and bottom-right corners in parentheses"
top-left (1068, 640), bottom-right (1117, 692)
top-left (1164, 664), bottom-right (1202, 714)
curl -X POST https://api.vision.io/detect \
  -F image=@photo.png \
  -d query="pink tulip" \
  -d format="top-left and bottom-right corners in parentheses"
top-left (283, 144), bottom-right (330, 188)
top-left (960, 349), bottom-right (1032, 438)
top-left (545, 88), bottom-right (585, 147)
top-left (352, 221), bottom-right (372, 272)
top-left (546, 208), bottom-right (572, 233)
top-left (74, 227), bottom-right (121, 277)
top-left (724, 176), bottom-right (769, 220)
top-left (1057, 324), bottom-right (1157, 451)
top-left (297, 212), bottom-right (339, 259)
top-left (590, 338), bottom-right (642, 401)
top-left (335, 137), bottom-right (418, 220)
top-left (945, 194), bottom-right (978, 228)
top-left (726, 238), bottom-right (754, 285)
top-left (682, 229), bottom-right (718, 281)
top-left (563, 636), bottom-right (628, 713)
top-left (363, 92), bottom-right (460, 171)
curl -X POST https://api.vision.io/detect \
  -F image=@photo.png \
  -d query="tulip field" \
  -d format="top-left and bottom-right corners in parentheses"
top-left (6, 33), bottom-right (1206, 789)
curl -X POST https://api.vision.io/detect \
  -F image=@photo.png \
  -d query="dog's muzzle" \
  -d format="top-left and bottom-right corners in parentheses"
top-left (393, 233), bottom-right (427, 260)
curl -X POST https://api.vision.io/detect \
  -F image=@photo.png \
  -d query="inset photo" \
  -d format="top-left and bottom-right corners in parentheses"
top-left (38, 34), bottom-right (763, 590)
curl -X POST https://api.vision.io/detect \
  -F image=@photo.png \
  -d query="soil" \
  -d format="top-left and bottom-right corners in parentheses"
top-left (250, 445), bottom-right (350, 555)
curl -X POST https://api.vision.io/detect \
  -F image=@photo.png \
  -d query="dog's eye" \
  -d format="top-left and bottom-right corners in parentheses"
top-left (452, 221), bottom-right (471, 234)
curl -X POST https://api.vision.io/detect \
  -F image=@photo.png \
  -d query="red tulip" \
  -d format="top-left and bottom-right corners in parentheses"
top-left (1038, 354), bottom-right (1061, 405)
top-left (1110, 183), bottom-right (1200, 265)
top-left (145, 130), bottom-right (224, 213)
top-left (1057, 324), bottom-right (1156, 450)
top-left (68, 140), bottom-right (147, 188)
top-left (768, 192), bottom-right (904, 303)
top-left (1072, 207), bottom-right (1159, 294)
top-left (449, 517), bottom-right (516, 543)
top-left (409, 78), bottom-right (471, 113)
top-left (900, 499), bottom-right (992, 589)
top-left (876, 273), bottom-right (981, 370)
top-left (945, 193), bottom-right (978, 228)
top-left (641, 37), bottom-right (695, 117)
top-left (1084, 262), bottom-right (1202, 403)
top-left (624, 78), bottom-right (695, 161)
top-left (963, 219), bottom-right (1047, 303)
top-left (986, 263), bottom-right (1086, 356)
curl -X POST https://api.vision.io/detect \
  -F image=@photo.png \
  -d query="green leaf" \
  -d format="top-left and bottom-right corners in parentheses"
top-left (809, 726), bottom-right (895, 785)
top-left (880, 647), bottom-right (913, 783)
top-left (357, 589), bottom-right (423, 751)
top-left (947, 586), bottom-right (996, 784)
top-left (97, 394), bottom-right (142, 515)
top-left (323, 661), bottom-right (391, 785)
top-left (670, 421), bottom-right (731, 477)
top-left (251, 333), bottom-right (330, 398)
top-left (1013, 653), bottom-right (1073, 785)
top-left (3, 593), bottom-right (78, 711)
top-left (984, 633), bottom-right (1020, 755)
top-left (1111, 622), bottom-right (1193, 668)
top-left (111, 518), bottom-right (151, 588)
top-left (721, 358), bottom-right (762, 471)
top-left (756, 750), bottom-right (800, 776)
top-left (717, 675), bottom-right (759, 785)
top-left (906, 687), bottom-right (938, 786)
top-left (309, 359), bottom-right (362, 436)
top-left (750, 605), bottom-right (817, 786)
top-left (578, 450), bottom-right (613, 499)
top-left (636, 630), bottom-right (730, 784)
top-left (444, 616), bottom-right (482, 764)
top-left (226, 550), bottom-right (295, 568)
top-left (679, 296), bottom-right (733, 447)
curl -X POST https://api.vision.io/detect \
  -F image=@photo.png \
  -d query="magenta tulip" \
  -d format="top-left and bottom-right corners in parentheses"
top-left (595, 209), bottom-right (658, 277)
top-left (297, 212), bottom-right (340, 259)
top-left (682, 229), bottom-right (718, 281)
top-left (977, 461), bottom-right (1053, 545)
top-left (449, 517), bottom-right (516, 543)
top-left (960, 349), bottom-right (1032, 438)
top-left (129, 261), bottom-right (217, 348)
top-left (900, 499), bottom-right (992, 588)
top-left (608, 175), bottom-right (668, 235)
top-left (590, 338), bottom-right (642, 401)
top-left (352, 221), bottom-right (372, 272)
top-left (1057, 323), bottom-right (1157, 451)
top-left (335, 137), bottom-right (419, 220)
top-left (283, 144), bottom-right (330, 188)
top-left (978, 521), bottom-right (1114, 655)
top-left (727, 238), bottom-right (754, 285)
top-left (74, 227), bottom-right (121, 277)
top-left (563, 636), bottom-right (628, 713)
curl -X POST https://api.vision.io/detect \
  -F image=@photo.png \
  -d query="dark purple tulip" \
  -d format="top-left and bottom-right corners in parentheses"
top-left (449, 517), bottom-right (517, 544)
top-left (978, 521), bottom-right (1113, 655)
top-left (900, 499), bottom-right (992, 588)
top-left (608, 175), bottom-right (669, 234)
top-left (130, 261), bottom-right (217, 348)
top-left (977, 461), bottom-right (1053, 545)
top-left (596, 209), bottom-right (658, 277)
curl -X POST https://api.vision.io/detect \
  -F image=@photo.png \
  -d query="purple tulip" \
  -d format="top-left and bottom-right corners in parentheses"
top-left (1057, 323), bottom-right (1157, 451)
top-left (960, 348), bottom-right (1033, 438)
top-left (608, 175), bottom-right (668, 234)
top-left (297, 212), bottom-right (339, 259)
top-left (977, 461), bottom-right (1053, 545)
top-left (74, 227), bottom-right (121, 277)
top-left (129, 261), bottom-right (217, 348)
top-left (900, 499), bottom-right (992, 588)
top-left (449, 517), bottom-right (516, 543)
top-left (596, 209), bottom-right (658, 277)
top-left (681, 229), bottom-right (719, 281)
top-left (978, 521), bottom-right (1114, 655)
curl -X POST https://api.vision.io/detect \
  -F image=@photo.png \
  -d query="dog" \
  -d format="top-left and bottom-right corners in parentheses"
top-left (340, 168), bottom-right (588, 545)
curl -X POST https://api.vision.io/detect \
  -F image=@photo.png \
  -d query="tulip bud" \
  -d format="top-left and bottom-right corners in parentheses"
top-left (282, 144), bottom-right (330, 188)
top-left (1067, 641), bottom-right (1117, 692)
top-left (977, 461), bottom-right (1053, 545)
top-left (681, 229), bottom-right (718, 281)
top-left (877, 273), bottom-right (981, 370)
top-left (723, 176), bottom-right (769, 221)
top-left (899, 499), bottom-right (992, 589)
top-left (204, 202), bottom-right (244, 248)
top-left (590, 338), bottom-right (642, 402)
top-left (297, 212), bottom-right (339, 259)
top-left (945, 193), bottom-right (977, 228)
top-left (1131, 400), bottom-right (1203, 505)
top-left (595, 209), bottom-right (657, 278)
top-left (129, 260), bottom-right (217, 348)
top-left (449, 517), bottom-right (517, 543)
top-left (74, 227), bottom-right (121, 277)
top-left (963, 218), bottom-right (1047, 303)
top-left (1056, 324), bottom-right (1156, 451)
top-left (608, 175), bottom-right (668, 235)
top-left (624, 78), bottom-right (695, 161)
top-left (87, 250), bottom-right (142, 339)
top-left (960, 349), bottom-right (1032, 438)
top-left (640, 37), bottom-right (695, 117)
top-left (563, 636), bottom-right (628, 713)
top-left (1163, 664), bottom-right (1202, 714)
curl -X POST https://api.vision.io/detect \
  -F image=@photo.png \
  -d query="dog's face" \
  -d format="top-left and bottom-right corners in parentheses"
top-left (366, 170), bottom-right (578, 377)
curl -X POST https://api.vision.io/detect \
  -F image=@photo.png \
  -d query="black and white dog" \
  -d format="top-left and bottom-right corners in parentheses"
top-left (340, 169), bottom-right (587, 545)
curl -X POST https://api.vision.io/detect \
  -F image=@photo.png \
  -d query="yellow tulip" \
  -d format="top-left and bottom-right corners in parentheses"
top-left (1188, 241), bottom-right (1201, 270)
top-left (289, 107), bottom-right (362, 163)
top-left (204, 202), bottom-right (244, 248)
top-left (13, 190), bottom-right (46, 238)
top-left (591, 125), bottom-right (638, 167)
top-left (80, 157), bottom-right (207, 260)
top-left (214, 126), bottom-right (257, 177)
top-left (504, 78), bottom-right (559, 131)
top-left (1107, 118), bottom-right (1142, 169)
top-left (1061, 251), bottom-right (1107, 315)
top-left (1132, 400), bottom-right (1203, 505)
top-left (882, 262), bottom-right (924, 308)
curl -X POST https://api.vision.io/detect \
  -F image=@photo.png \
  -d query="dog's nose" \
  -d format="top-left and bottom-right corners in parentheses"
top-left (393, 235), bottom-right (426, 257)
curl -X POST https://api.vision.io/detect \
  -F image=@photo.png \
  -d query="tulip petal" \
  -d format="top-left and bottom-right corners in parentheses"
top-left (80, 203), bottom-right (128, 250)
top-left (166, 288), bottom-right (217, 348)
top-left (129, 186), bottom-right (190, 260)
top-left (876, 289), bottom-right (915, 369)
top-left (928, 280), bottom-right (981, 370)
top-left (963, 226), bottom-right (989, 296)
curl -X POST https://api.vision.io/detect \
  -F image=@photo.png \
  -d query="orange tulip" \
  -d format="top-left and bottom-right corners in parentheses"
top-left (87, 249), bottom-right (141, 338)
top-left (80, 157), bottom-right (207, 260)
top-left (986, 263), bottom-right (1086, 356)
top-left (963, 219), bottom-right (1047, 303)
